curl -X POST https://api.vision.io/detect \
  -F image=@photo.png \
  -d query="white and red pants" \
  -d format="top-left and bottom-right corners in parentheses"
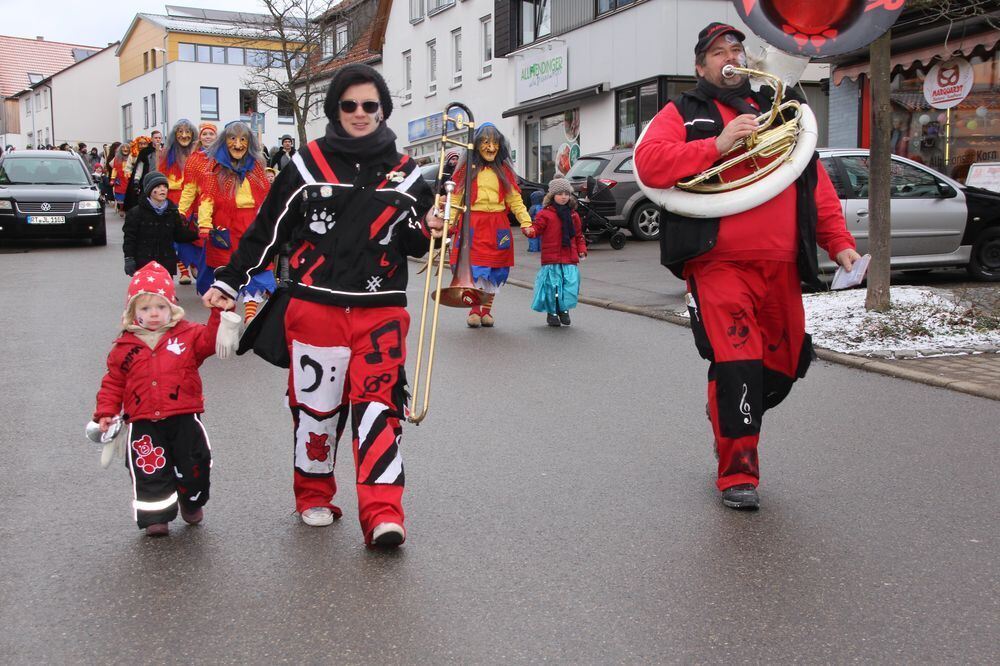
top-left (684, 260), bottom-right (814, 491)
top-left (284, 298), bottom-right (409, 543)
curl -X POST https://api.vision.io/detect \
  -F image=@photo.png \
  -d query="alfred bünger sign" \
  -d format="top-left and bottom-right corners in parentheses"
top-left (516, 44), bottom-right (568, 104)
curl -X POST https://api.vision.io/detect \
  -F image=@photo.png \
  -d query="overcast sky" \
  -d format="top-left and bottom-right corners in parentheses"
top-left (0, 0), bottom-right (262, 46)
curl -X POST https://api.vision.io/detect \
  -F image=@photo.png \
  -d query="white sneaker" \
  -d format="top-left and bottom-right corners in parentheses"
top-left (301, 506), bottom-right (334, 527)
top-left (371, 522), bottom-right (405, 547)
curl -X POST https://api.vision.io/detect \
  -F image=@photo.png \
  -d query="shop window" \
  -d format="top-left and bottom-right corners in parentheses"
top-left (524, 108), bottom-right (580, 182)
top-left (518, 0), bottom-right (551, 46)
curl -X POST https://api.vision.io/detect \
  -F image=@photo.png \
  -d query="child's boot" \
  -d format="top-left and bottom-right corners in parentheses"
top-left (145, 523), bottom-right (169, 537)
top-left (558, 311), bottom-right (571, 326)
top-left (546, 312), bottom-right (561, 326)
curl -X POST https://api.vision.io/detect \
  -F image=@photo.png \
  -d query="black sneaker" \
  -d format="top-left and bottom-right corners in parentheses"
top-left (546, 313), bottom-right (561, 327)
top-left (558, 311), bottom-right (571, 326)
top-left (721, 484), bottom-right (759, 510)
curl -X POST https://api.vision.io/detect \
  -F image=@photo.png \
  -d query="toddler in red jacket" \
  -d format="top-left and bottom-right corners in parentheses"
top-left (93, 261), bottom-right (223, 536)
top-left (523, 178), bottom-right (587, 326)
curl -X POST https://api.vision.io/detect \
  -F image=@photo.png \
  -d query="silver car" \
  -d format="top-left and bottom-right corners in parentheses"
top-left (817, 149), bottom-right (1000, 281)
top-left (565, 148), bottom-right (661, 241)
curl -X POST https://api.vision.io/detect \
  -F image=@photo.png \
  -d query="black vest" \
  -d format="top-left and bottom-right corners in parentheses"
top-left (659, 88), bottom-right (822, 288)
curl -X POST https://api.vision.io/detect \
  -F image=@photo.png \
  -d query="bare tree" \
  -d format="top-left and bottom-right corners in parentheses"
top-left (232, 0), bottom-right (341, 147)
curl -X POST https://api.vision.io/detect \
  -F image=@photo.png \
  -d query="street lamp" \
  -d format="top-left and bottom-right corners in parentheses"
top-left (153, 45), bottom-right (168, 133)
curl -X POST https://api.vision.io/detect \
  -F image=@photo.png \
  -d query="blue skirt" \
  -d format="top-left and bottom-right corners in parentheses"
top-left (242, 270), bottom-right (277, 298)
top-left (531, 264), bottom-right (580, 313)
top-left (471, 265), bottom-right (510, 293)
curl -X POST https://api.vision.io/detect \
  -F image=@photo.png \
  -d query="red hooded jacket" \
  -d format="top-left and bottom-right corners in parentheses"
top-left (530, 205), bottom-right (587, 265)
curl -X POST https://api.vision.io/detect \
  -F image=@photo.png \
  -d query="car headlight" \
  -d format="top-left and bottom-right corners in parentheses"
top-left (78, 201), bottom-right (100, 210)
top-left (0, 200), bottom-right (12, 210)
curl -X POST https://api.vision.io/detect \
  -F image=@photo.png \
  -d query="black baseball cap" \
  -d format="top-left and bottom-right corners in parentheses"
top-left (695, 22), bottom-right (746, 55)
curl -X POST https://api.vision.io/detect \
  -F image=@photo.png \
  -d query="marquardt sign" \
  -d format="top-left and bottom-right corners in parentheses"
top-left (924, 58), bottom-right (974, 110)
top-left (515, 43), bottom-right (568, 104)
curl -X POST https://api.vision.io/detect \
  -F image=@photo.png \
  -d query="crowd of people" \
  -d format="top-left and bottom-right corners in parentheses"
top-left (89, 21), bottom-right (862, 548)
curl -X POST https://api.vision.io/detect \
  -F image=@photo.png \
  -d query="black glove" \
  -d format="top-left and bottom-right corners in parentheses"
top-left (124, 257), bottom-right (137, 276)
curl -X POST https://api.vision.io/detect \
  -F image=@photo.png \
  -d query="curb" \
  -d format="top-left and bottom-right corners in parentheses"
top-left (505, 277), bottom-right (1000, 402)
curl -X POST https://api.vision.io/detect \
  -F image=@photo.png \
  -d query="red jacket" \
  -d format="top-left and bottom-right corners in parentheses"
top-left (531, 205), bottom-right (587, 265)
top-left (94, 310), bottom-right (221, 421)
top-left (633, 100), bottom-right (855, 265)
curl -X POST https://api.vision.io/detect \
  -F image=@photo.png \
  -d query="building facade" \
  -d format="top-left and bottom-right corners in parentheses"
top-left (15, 43), bottom-right (120, 150)
top-left (116, 6), bottom-right (305, 149)
top-left (383, 0), bottom-right (831, 181)
top-left (829, 7), bottom-right (1000, 185)
top-left (0, 35), bottom-right (101, 149)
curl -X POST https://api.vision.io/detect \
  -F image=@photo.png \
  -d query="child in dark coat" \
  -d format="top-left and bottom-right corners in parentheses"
top-left (123, 172), bottom-right (199, 277)
top-left (522, 178), bottom-right (587, 326)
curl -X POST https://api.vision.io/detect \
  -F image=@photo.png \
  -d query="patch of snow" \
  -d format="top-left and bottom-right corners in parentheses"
top-left (676, 286), bottom-right (1000, 357)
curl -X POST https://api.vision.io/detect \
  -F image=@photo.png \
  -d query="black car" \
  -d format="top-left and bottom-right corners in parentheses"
top-left (0, 150), bottom-right (107, 245)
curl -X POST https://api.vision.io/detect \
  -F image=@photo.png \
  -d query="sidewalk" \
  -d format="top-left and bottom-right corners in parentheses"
top-left (503, 238), bottom-right (1000, 401)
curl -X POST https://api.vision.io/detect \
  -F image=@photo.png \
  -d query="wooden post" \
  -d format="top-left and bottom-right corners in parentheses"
top-left (866, 30), bottom-right (892, 312)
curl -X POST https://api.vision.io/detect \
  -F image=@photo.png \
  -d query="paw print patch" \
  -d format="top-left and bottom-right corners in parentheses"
top-left (309, 209), bottom-right (336, 234)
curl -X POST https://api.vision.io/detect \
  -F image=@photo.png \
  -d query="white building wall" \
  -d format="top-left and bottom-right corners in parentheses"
top-left (382, 0), bottom-right (517, 165)
top-left (381, 0), bottom-right (830, 179)
top-left (50, 48), bottom-right (119, 147)
top-left (119, 60), bottom-right (299, 150)
top-left (20, 88), bottom-right (54, 148)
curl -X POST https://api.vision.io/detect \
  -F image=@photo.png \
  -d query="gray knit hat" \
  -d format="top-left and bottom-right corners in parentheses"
top-left (548, 177), bottom-right (574, 196)
top-left (142, 171), bottom-right (169, 196)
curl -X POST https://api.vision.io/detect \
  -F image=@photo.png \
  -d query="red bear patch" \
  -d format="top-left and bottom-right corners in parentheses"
top-left (132, 434), bottom-right (166, 474)
top-left (305, 432), bottom-right (330, 462)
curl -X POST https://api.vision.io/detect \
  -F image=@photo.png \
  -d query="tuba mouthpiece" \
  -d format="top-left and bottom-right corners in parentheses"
top-left (722, 65), bottom-right (738, 78)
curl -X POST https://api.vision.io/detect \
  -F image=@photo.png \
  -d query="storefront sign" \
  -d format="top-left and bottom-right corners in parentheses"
top-left (407, 107), bottom-right (469, 144)
top-left (924, 58), bottom-right (973, 109)
top-left (515, 44), bottom-right (568, 104)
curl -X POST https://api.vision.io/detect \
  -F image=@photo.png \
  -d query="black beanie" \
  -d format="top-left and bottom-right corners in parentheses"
top-left (142, 171), bottom-right (168, 196)
top-left (323, 63), bottom-right (393, 123)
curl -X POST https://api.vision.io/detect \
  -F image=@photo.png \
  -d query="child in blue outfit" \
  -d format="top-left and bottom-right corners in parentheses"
top-left (522, 178), bottom-right (587, 326)
top-left (526, 189), bottom-right (544, 252)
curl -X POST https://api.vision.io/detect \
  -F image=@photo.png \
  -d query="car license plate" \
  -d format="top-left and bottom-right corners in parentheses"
top-left (27, 215), bottom-right (66, 224)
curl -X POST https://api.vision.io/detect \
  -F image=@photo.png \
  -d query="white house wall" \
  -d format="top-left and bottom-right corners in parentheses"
top-left (118, 60), bottom-right (299, 150)
top-left (50, 48), bottom-right (119, 147)
top-left (382, 0), bottom-right (518, 165)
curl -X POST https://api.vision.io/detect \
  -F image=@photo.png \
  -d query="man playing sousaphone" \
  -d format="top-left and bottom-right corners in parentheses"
top-left (634, 23), bottom-right (860, 510)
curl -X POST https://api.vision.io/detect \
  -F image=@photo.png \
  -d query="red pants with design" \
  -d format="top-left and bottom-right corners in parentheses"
top-left (284, 298), bottom-right (409, 543)
top-left (684, 260), bottom-right (814, 491)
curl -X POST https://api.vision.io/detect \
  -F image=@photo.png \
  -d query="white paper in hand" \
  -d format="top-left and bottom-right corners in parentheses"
top-left (216, 311), bottom-right (243, 359)
top-left (831, 253), bottom-right (871, 290)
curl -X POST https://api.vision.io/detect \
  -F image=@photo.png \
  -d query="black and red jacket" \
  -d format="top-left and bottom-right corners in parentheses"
top-left (212, 138), bottom-right (435, 308)
top-left (94, 310), bottom-right (221, 422)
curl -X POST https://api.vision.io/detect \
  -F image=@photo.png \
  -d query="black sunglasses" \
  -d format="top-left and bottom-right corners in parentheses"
top-left (339, 99), bottom-right (380, 114)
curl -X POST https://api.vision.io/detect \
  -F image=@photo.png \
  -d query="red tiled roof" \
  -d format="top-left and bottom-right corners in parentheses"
top-left (301, 0), bottom-right (391, 82)
top-left (0, 35), bottom-right (102, 98)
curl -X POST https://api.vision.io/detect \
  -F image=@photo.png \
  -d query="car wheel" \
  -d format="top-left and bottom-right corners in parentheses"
top-left (92, 220), bottom-right (107, 246)
top-left (629, 201), bottom-right (660, 241)
top-left (967, 227), bottom-right (1000, 281)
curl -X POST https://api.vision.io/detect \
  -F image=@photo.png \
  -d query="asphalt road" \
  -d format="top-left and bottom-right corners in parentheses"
top-left (1, 218), bottom-right (997, 663)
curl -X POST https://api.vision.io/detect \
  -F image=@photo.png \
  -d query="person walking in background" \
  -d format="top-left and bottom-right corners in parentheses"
top-left (122, 172), bottom-right (199, 279)
top-left (269, 134), bottom-right (296, 171)
top-left (523, 178), bottom-right (587, 326)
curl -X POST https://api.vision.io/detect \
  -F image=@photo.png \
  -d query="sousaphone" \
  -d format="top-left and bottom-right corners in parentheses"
top-left (636, 0), bottom-right (905, 218)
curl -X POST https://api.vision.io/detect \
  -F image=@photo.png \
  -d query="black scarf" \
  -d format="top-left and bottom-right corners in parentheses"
top-left (695, 77), bottom-right (758, 116)
top-left (322, 121), bottom-right (398, 164)
top-left (555, 203), bottom-right (575, 248)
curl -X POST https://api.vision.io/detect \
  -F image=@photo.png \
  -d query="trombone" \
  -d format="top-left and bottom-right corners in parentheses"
top-left (408, 102), bottom-right (487, 424)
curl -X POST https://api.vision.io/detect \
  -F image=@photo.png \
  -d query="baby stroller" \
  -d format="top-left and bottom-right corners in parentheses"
top-left (578, 176), bottom-right (626, 250)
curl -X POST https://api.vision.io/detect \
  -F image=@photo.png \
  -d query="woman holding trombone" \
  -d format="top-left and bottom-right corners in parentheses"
top-left (202, 64), bottom-right (444, 548)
